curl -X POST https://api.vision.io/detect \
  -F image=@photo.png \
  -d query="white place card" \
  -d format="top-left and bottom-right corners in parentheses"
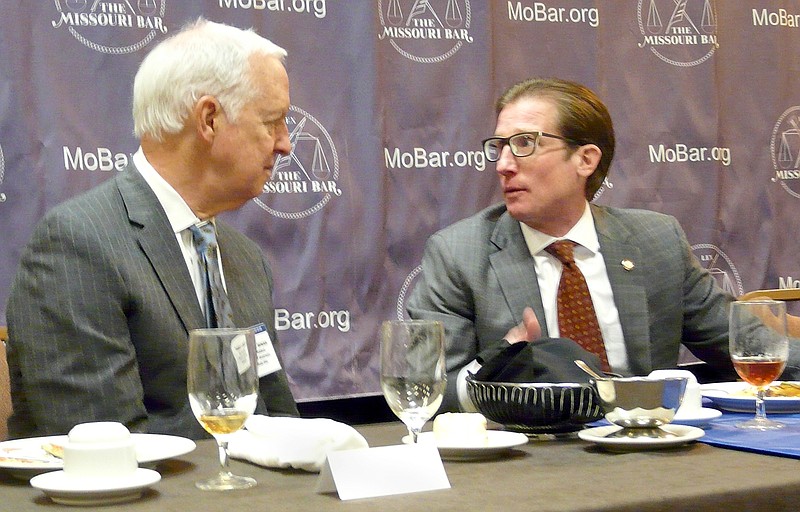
top-left (315, 443), bottom-right (450, 500)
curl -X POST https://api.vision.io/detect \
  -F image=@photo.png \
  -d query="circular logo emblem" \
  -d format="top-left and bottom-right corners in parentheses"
top-left (770, 106), bottom-right (800, 198)
top-left (51, 0), bottom-right (168, 54)
top-left (254, 105), bottom-right (341, 219)
top-left (0, 143), bottom-right (6, 203)
top-left (378, 0), bottom-right (473, 63)
top-left (395, 265), bottom-right (423, 320)
top-left (692, 243), bottom-right (743, 297)
top-left (637, 0), bottom-right (718, 67)
top-left (591, 177), bottom-right (613, 201)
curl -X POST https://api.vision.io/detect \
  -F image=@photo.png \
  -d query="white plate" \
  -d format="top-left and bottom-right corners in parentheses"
top-left (577, 424), bottom-right (705, 452)
top-left (0, 433), bottom-right (196, 475)
top-left (30, 468), bottom-right (161, 506)
top-left (402, 431), bottom-right (529, 460)
top-left (671, 407), bottom-right (723, 427)
top-left (702, 381), bottom-right (800, 413)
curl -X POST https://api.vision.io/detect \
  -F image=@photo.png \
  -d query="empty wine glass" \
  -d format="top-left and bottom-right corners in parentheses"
top-left (380, 320), bottom-right (447, 443)
top-left (729, 300), bottom-right (789, 430)
top-left (187, 328), bottom-right (259, 490)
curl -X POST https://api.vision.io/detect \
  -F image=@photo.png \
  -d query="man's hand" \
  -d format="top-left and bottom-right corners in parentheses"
top-left (503, 307), bottom-right (542, 344)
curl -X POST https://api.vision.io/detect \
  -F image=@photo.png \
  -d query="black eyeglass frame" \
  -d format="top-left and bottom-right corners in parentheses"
top-left (481, 131), bottom-right (587, 162)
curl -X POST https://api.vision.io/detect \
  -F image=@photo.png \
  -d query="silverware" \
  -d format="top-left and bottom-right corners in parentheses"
top-left (574, 359), bottom-right (604, 380)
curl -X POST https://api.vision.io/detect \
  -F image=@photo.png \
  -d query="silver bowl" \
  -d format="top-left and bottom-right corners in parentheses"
top-left (592, 376), bottom-right (688, 437)
top-left (465, 375), bottom-right (604, 434)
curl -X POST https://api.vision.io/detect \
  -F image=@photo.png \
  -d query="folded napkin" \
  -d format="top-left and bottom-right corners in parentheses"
top-left (227, 416), bottom-right (368, 473)
top-left (473, 337), bottom-right (605, 383)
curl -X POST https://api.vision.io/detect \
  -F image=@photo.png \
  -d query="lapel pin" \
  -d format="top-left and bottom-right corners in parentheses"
top-left (621, 259), bottom-right (634, 271)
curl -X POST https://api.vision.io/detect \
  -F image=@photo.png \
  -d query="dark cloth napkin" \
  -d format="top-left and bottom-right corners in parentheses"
top-left (472, 337), bottom-right (605, 384)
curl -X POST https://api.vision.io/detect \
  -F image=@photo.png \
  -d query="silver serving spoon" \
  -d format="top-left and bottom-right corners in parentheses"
top-left (574, 359), bottom-right (605, 380)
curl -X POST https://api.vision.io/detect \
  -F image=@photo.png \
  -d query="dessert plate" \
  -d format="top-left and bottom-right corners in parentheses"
top-left (30, 468), bottom-right (161, 506)
top-left (0, 433), bottom-right (195, 478)
top-left (577, 424), bottom-right (704, 452)
top-left (402, 431), bottom-right (529, 460)
top-left (671, 407), bottom-right (723, 427)
top-left (702, 382), bottom-right (800, 413)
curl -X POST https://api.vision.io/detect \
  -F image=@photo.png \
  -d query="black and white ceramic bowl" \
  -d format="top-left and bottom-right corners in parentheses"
top-left (466, 375), bottom-right (604, 434)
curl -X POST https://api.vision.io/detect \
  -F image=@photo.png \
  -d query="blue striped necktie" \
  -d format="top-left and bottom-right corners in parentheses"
top-left (189, 222), bottom-right (236, 328)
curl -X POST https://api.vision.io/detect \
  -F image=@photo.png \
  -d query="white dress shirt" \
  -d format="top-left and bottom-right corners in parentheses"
top-left (456, 202), bottom-right (629, 411)
top-left (133, 148), bottom-right (226, 316)
top-left (520, 202), bottom-right (629, 373)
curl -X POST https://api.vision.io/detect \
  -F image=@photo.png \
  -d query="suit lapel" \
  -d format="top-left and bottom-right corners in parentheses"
top-left (116, 166), bottom-right (206, 332)
top-left (592, 205), bottom-right (652, 371)
top-left (489, 212), bottom-right (551, 336)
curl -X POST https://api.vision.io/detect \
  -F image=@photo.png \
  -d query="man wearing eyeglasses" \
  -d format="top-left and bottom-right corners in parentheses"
top-left (407, 77), bottom-right (765, 412)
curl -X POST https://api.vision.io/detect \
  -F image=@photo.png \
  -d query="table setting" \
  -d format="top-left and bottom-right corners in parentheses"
top-left (7, 305), bottom-right (800, 510)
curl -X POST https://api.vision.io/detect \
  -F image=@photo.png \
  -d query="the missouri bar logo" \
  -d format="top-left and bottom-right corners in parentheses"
top-left (51, 0), bottom-right (168, 54)
top-left (254, 105), bottom-right (341, 220)
top-left (378, 0), bottom-right (474, 63)
top-left (692, 243), bottom-right (743, 297)
top-left (637, 0), bottom-right (718, 67)
top-left (771, 106), bottom-right (800, 199)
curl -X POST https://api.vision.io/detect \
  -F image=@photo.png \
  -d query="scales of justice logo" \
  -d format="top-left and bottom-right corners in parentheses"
top-left (770, 106), bottom-right (800, 199)
top-left (637, 0), bottom-right (718, 67)
top-left (378, 0), bottom-right (474, 64)
top-left (51, 0), bottom-right (168, 54)
top-left (254, 105), bottom-right (341, 220)
top-left (692, 244), bottom-right (743, 297)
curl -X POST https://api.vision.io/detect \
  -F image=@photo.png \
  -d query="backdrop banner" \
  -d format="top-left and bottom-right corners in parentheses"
top-left (1, 1), bottom-right (799, 402)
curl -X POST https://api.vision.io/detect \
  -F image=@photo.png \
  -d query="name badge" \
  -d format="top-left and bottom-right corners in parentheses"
top-left (251, 323), bottom-right (281, 377)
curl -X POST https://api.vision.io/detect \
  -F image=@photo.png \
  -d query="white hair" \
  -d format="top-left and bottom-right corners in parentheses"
top-left (132, 18), bottom-right (287, 141)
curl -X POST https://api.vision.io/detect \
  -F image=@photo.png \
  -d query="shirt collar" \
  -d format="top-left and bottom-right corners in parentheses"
top-left (133, 148), bottom-right (202, 233)
top-left (520, 202), bottom-right (600, 256)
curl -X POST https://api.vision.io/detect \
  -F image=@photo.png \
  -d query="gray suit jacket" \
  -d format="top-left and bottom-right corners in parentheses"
top-left (408, 203), bottom-right (800, 411)
top-left (6, 165), bottom-right (298, 439)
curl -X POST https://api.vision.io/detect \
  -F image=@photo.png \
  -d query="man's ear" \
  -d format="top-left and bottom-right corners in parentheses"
top-left (575, 144), bottom-right (602, 178)
top-left (194, 95), bottom-right (221, 142)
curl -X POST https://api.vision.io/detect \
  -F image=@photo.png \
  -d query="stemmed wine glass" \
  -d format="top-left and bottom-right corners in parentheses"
top-left (380, 319), bottom-right (447, 443)
top-left (187, 327), bottom-right (259, 490)
top-left (729, 300), bottom-right (789, 430)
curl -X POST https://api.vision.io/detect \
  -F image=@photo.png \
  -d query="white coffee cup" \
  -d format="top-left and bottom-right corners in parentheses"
top-left (62, 422), bottom-right (138, 480)
top-left (648, 369), bottom-right (702, 415)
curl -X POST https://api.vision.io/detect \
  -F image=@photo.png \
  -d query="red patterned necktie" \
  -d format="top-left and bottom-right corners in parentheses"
top-left (545, 240), bottom-right (609, 370)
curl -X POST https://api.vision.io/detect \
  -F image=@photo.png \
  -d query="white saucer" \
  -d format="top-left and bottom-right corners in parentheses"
top-left (577, 424), bottom-right (705, 452)
top-left (671, 407), bottom-right (723, 427)
top-left (402, 431), bottom-right (529, 460)
top-left (30, 468), bottom-right (161, 505)
top-left (0, 433), bottom-right (195, 479)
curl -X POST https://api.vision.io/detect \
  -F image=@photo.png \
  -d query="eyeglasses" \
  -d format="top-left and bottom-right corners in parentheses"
top-left (481, 131), bottom-right (585, 162)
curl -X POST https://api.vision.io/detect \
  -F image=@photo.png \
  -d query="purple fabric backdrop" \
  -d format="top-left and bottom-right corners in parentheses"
top-left (2, 1), bottom-right (800, 402)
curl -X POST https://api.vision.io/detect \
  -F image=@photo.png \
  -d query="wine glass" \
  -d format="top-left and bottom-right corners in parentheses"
top-left (380, 320), bottom-right (447, 443)
top-left (187, 327), bottom-right (259, 490)
top-left (729, 300), bottom-right (789, 430)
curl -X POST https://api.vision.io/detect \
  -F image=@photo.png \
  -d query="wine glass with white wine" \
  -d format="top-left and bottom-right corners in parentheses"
top-left (187, 327), bottom-right (259, 490)
top-left (380, 320), bottom-right (447, 443)
top-left (729, 300), bottom-right (789, 430)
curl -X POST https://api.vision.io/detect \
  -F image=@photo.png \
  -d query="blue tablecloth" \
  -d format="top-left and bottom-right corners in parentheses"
top-left (699, 412), bottom-right (800, 459)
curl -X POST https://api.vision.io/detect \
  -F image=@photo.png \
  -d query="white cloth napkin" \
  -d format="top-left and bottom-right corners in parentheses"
top-left (227, 415), bottom-right (369, 473)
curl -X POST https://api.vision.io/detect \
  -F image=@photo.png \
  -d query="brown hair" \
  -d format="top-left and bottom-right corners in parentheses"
top-left (496, 77), bottom-right (615, 200)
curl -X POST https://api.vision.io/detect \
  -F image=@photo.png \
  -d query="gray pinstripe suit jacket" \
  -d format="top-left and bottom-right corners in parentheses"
top-left (6, 165), bottom-right (298, 439)
top-left (408, 203), bottom-right (800, 412)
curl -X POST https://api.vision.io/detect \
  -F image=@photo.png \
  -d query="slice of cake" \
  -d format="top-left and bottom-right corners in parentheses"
top-left (432, 412), bottom-right (488, 447)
